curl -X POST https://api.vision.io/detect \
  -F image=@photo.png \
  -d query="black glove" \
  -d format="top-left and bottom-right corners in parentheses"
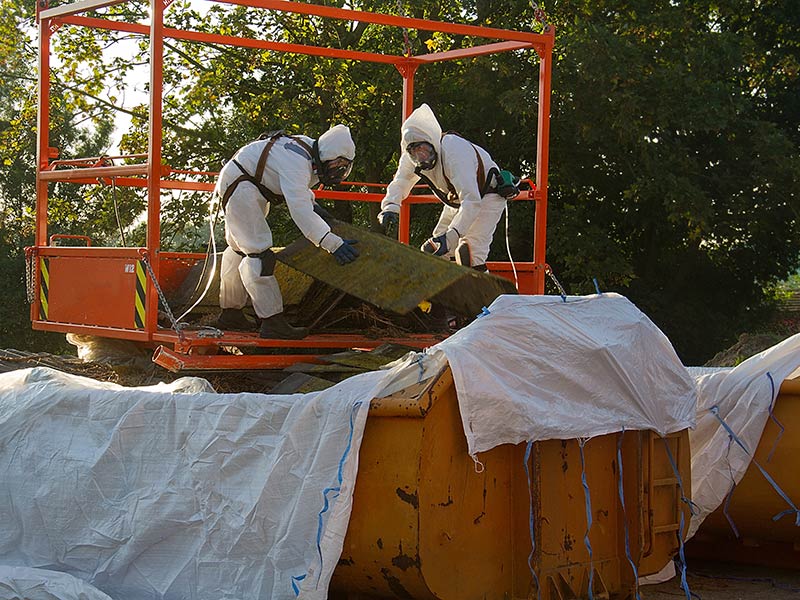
top-left (333, 239), bottom-right (360, 265)
top-left (313, 202), bottom-right (334, 223)
top-left (377, 209), bottom-right (399, 234)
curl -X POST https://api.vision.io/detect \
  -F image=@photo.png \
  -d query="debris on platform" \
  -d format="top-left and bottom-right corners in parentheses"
top-left (0, 341), bottom-right (420, 395)
top-left (277, 219), bottom-right (517, 316)
top-left (168, 220), bottom-right (517, 337)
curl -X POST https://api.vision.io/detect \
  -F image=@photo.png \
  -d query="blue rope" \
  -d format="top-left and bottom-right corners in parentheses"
top-left (300, 400), bottom-right (363, 593)
top-left (578, 438), bottom-right (594, 600)
top-left (721, 482), bottom-right (740, 538)
top-left (593, 277), bottom-right (601, 295)
top-left (661, 438), bottom-right (694, 600)
top-left (616, 430), bottom-right (641, 600)
top-left (709, 405), bottom-right (800, 526)
top-left (290, 574), bottom-right (306, 596)
top-left (524, 441), bottom-right (542, 600)
top-left (721, 437), bottom-right (741, 538)
top-left (414, 354), bottom-right (425, 382)
top-left (765, 372), bottom-right (786, 463)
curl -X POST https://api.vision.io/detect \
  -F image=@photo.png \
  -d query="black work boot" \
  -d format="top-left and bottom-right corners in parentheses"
top-left (259, 312), bottom-right (310, 340)
top-left (216, 308), bottom-right (255, 331)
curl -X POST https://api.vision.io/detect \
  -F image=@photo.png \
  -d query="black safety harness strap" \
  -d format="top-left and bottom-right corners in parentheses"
top-left (231, 247), bottom-right (277, 276)
top-left (414, 168), bottom-right (460, 209)
top-left (220, 134), bottom-right (316, 212)
top-left (414, 132), bottom-right (492, 209)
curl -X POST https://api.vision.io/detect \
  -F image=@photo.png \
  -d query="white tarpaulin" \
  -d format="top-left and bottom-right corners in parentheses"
top-left (431, 293), bottom-right (697, 455)
top-left (0, 293), bottom-right (709, 599)
top-left (686, 332), bottom-right (800, 538)
top-left (0, 366), bottom-right (403, 600)
top-left (0, 567), bottom-right (113, 600)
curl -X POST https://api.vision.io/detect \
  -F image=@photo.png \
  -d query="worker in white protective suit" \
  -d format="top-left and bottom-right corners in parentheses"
top-left (377, 104), bottom-right (518, 271)
top-left (214, 124), bottom-right (358, 339)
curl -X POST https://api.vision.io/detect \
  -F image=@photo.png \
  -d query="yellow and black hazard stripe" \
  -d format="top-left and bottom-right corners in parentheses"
top-left (39, 258), bottom-right (49, 321)
top-left (134, 260), bottom-right (147, 329)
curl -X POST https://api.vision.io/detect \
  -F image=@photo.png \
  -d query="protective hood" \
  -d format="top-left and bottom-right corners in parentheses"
top-left (401, 103), bottom-right (442, 154)
top-left (317, 124), bottom-right (356, 161)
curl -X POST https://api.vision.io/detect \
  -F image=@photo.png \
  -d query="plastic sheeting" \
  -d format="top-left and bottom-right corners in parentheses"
top-left (0, 567), bottom-right (113, 600)
top-left (431, 293), bottom-right (697, 455)
top-left (0, 366), bottom-right (398, 600)
top-left (686, 332), bottom-right (800, 539)
top-left (0, 293), bottom-right (723, 599)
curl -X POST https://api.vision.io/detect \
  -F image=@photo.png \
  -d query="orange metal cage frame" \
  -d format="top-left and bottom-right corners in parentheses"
top-left (31, 0), bottom-right (554, 370)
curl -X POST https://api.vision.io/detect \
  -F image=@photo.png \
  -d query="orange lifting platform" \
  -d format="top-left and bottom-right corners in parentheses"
top-left (29, 0), bottom-right (555, 370)
top-left (331, 367), bottom-right (692, 599)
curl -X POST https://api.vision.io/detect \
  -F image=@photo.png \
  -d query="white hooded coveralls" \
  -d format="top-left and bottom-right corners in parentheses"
top-left (380, 104), bottom-right (507, 266)
top-left (214, 125), bottom-right (355, 319)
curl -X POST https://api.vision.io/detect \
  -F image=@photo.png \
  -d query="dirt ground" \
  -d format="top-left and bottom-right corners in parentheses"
top-left (644, 559), bottom-right (800, 599)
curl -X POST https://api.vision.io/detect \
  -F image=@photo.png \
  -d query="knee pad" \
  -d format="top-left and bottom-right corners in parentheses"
top-left (454, 240), bottom-right (472, 267)
top-left (257, 248), bottom-right (276, 276)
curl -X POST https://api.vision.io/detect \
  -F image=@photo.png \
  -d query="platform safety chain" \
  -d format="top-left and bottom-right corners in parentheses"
top-left (24, 247), bottom-right (36, 304)
top-left (139, 251), bottom-right (186, 342)
top-left (544, 264), bottom-right (568, 301)
top-left (396, 0), bottom-right (412, 56)
top-left (529, 0), bottom-right (551, 31)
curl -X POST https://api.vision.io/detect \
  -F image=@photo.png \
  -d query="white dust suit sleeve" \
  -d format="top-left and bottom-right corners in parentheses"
top-left (278, 170), bottom-right (343, 254)
top-left (380, 152), bottom-right (419, 214)
top-left (441, 135), bottom-right (484, 237)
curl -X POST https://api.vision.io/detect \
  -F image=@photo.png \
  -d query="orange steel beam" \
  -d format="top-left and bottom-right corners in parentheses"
top-left (397, 61), bottom-right (417, 245)
top-left (212, 0), bottom-right (547, 46)
top-left (57, 16), bottom-right (545, 65)
top-left (39, 0), bottom-right (128, 20)
top-left (145, 0), bottom-right (165, 336)
top-left (37, 246), bottom-right (146, 258)
top-left (31, 320), bottom-right (152, 341)
top-left (32, 8), bottom-right (53, 326)
top-left (49, 154), bottom-right (147, 167)
top-left (37, 177), bottom-right (215, 191)
top-left (153, 347), bottom-right (326, 372)
top-left (58, 15), bottom-right (402, 64)
top-left (153, 331), bottom-right (442, 351)
top-left (39, 163), bottom-right (150, 180)
top-left (35, 18), bottom-right (50, 249)
top-left (415, 40), bottom-right (535, 63)
top-left (533, 43), bottom-right (553, 295)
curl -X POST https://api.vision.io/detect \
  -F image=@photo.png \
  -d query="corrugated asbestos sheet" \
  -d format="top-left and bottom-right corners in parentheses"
top-left (277, 220), bottom-right (517, 316)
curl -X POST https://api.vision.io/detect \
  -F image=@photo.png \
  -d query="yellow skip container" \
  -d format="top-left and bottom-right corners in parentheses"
top-left (330, 367), bottom-right (691, 599)
top-left (689, 375), bottom-right (800, 569)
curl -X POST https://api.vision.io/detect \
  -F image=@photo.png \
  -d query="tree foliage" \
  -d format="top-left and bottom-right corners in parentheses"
top-left (0, 0), bottom-right (117, 351)
top-left (546, 0), bottom-right (800, 362)
top-left (0, 0), bottom-right (797, 362)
